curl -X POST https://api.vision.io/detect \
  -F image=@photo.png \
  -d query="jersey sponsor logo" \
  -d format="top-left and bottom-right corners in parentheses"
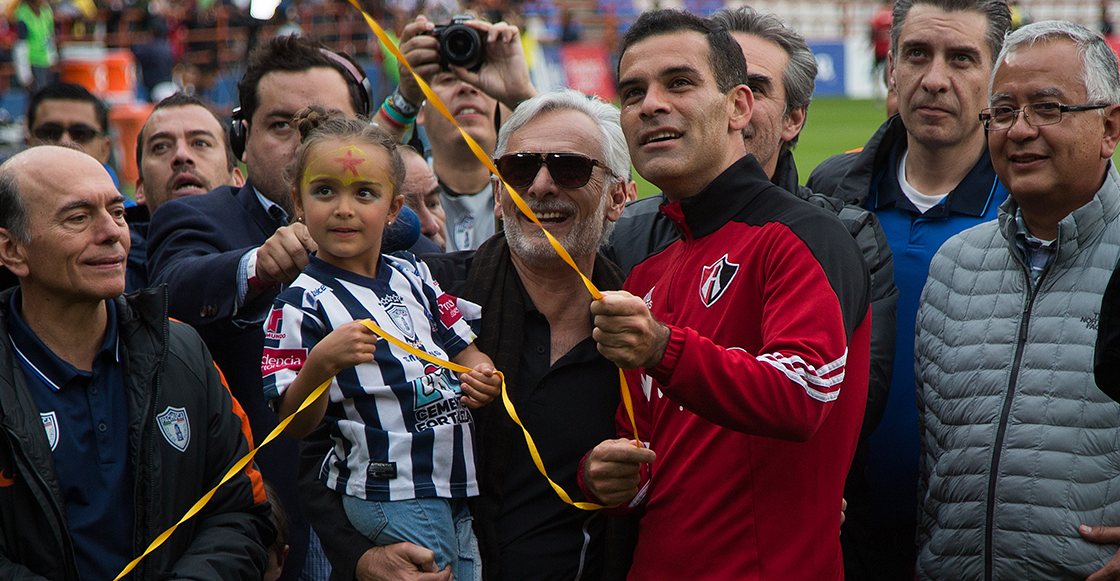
top-left (157, 406), bottom-right (191, 452)
top-left (266, 309), bottom-right (284, 334)
top-left (40, 411), bottom-right (58, 451)
top-left (642, 287), bottom-right (654, 310)
top-left (310, 284), bottom-right (329, 298)
top-left (262, 348), bottom-right (308, 376)
top-left (415, 395), bottom-right (471, 431)
top-left (414, 365), bottom-right (459, 408)
top-left (699, 254), bottom-right (739, 307)
top-left (413, 364), bottom-right (470, 430)
top-left (437, 294), bottom-right (463, 328)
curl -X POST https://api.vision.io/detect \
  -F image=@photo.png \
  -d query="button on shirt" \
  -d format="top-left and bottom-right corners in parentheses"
top-left (6, 291), bottom-right (135, 581)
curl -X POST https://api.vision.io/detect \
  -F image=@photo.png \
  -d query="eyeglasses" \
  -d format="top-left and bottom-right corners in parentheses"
top-left (979, 102), bottom-right (1110, 131)
top-left (495, 152), bottom-right (614, 189)
top-left (31, 122), bottom-right (103, 144)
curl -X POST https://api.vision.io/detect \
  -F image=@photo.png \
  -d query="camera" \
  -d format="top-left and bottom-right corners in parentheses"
top-left (427, 15), bottom-right (486, 72)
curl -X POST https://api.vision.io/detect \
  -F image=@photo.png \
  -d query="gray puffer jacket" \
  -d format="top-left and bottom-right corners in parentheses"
top-left (915, 165), bottom-right (1120, 581)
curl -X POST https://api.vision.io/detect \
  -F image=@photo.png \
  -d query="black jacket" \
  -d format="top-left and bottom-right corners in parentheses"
top-left (0, 286), bottom-right (274, 581)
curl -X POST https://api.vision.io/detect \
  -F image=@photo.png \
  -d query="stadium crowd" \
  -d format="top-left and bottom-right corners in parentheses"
top-left (5, 1), bottom-right (1120, 581)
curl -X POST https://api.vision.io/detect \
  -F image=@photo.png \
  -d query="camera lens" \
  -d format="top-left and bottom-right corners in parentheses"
top-left (438, 23), bottom-right (484, 71)
top-left (445, 29), bottom-right (474, 59)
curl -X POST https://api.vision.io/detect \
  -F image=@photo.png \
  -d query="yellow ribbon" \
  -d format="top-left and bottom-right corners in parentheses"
top-left (114, 374), bottom-right (333, 580)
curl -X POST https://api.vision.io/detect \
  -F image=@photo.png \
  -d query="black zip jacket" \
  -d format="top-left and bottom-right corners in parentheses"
top-left (0, 286), bottom-right (274, 581)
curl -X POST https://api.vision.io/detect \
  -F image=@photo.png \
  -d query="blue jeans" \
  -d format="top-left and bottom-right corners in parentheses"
top-left (342, 495), bottom-right (480, 581)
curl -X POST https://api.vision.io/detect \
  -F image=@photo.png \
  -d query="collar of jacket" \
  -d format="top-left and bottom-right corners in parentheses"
top-left (772, 149), bottom-right (802, 194)
top-left (0, 286), bottom-right (170, 461)
top-left (823, 114), bottom-right (908, 207)
top-left (998, 162), bottom-right (1120, 269)
top-left (659, 154), bottom-right (778, 241)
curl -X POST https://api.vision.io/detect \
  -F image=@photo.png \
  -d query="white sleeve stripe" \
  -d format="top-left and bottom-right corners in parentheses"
top-left (629, 479), bottom-right (651, 508)
top-left (758, 349), bottom-right (847, 386)
top-left (756, 349), bottom-right (847, 402)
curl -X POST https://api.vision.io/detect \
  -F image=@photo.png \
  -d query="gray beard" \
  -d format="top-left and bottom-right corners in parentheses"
top-left (504, 194), bottom-right (609, 269)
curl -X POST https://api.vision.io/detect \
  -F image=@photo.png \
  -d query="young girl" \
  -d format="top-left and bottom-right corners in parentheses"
top-left (262, 107), bottom-right (501, 581)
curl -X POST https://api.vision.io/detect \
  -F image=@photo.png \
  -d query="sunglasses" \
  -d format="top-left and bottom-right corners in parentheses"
top-left (31, 123), bottom-right (103, 144)
top-left (495, 152), bottom-right (614, 189)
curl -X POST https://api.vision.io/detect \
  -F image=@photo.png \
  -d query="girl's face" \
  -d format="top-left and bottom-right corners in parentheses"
top-left (297, 137), bottom-right (402, 278)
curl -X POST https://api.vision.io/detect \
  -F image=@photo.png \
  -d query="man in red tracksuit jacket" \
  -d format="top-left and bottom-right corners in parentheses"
top-left (581, 10), bottom-right (872, 580)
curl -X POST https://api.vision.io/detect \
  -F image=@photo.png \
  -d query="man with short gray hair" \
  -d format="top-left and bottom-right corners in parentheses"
top-left (807, 2), bottom-right (1012, 574)
top-left (916, 20), bottom-right (1120, 580)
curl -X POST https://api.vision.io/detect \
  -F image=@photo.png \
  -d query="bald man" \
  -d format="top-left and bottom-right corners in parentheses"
top-left (0, 147), bottom-right (273, 581)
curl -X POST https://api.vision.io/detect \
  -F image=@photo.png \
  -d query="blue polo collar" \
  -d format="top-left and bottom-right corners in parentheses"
top-left (6, 290), bottom-right (120, 392)
top-left (871, 139), bottom-right (1001, 218)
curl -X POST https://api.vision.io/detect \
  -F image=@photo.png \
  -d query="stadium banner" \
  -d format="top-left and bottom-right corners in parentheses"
top-left (808, 41), bottom-right (846, 97)
top-left (559, 43), bottom-right (617, 101)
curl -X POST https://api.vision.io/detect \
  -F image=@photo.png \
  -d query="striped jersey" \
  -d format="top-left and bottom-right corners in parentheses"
top-left (263, 254), bottom-right (482, 501)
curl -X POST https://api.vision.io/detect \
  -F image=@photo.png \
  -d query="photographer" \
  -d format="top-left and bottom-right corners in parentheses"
top-left (376, 14), bottom-right (538, 251)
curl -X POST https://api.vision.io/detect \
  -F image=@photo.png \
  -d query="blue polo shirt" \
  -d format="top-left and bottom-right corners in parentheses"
top-left (6, 290), bottom-right (134, 581)
top-left (863, 143), bottom-right (1008, 542)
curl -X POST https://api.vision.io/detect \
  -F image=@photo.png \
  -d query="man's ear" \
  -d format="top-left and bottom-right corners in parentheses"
top-left (231, 167), bottom-right (246, 188)
top-left (606, 180), bottom-right (631, 222)
top-left (728, 84), bottom-right (753, 133)
top-left (887, 51), bottom-right (897, 91)
top-left (622, 179), bottom-right (638, 203)
top-left (782, 106), bottom-right (807, 145)
top-left (492, 179), bottom-right (503, 220)
top-left (96, 135), bottom-right (112, 165)
top-left (134, 180), bottom-right (147, 206)
top-left (0, 228), bottom-right (29, 278)
top-left (1101, 104), bottom-right (1120, 160)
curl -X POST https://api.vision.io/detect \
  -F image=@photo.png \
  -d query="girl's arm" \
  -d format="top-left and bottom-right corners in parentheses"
top-left (450, 344), bottom-right (502, 409)
top-left (278, 321), bottom-right (378, 439)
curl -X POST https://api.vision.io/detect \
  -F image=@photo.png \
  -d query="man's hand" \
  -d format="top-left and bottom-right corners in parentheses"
top-left (591, 291), bottom-right (671, 370)
top-left (397, 16), bottom-right (442, 105)
top-left (355, 543), bottom-right (452, 581)
top-left (583, 438), bottom-right (656, 506)
top-left (396, 16), bottom-right (537, 110)
top-left (451, 20), bottom-right (537, 109)
top-left (1080, 525), bottom-right (1120, 580)
top-left (255, 223), bottom-right (317, 287)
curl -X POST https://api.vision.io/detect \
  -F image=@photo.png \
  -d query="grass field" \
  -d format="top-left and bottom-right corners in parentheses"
top-left (793, 97), bottom-right (888, 182)
top-left (632, 97), bottom-right (887, 199)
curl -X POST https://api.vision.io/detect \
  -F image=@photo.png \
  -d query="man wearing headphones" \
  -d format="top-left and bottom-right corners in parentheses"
top-left (145, 35), bottom-right (372, 581)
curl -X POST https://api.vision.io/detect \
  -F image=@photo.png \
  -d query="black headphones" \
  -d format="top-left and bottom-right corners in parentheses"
top-left (230, 48), bottom-right (373, 161)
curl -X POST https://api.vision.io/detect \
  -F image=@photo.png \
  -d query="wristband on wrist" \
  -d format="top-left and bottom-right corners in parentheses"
top-left (378, 104), bottom-right (409, 129)
top-left (387, 86), bottom-right (422, 118)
